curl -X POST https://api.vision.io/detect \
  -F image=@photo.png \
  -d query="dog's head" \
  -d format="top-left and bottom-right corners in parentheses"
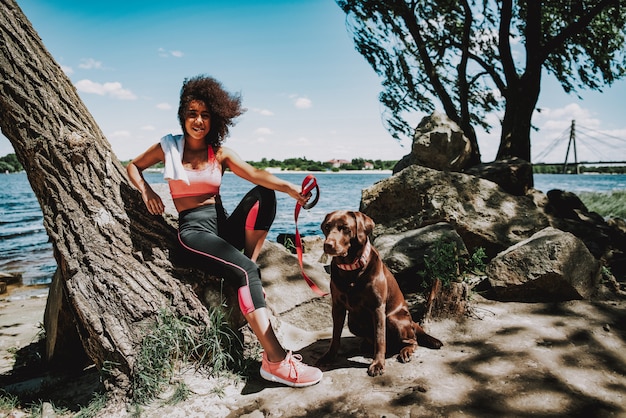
top-left (321, 210), bottom-right (374, 258)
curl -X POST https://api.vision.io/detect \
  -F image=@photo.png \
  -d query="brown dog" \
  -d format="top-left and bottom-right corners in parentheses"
top-left (317, 210), bottom-right (442, 376)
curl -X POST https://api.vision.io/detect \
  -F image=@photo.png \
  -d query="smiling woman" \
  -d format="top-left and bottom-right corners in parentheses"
top-left (126, 74), bottom-right (323, 388)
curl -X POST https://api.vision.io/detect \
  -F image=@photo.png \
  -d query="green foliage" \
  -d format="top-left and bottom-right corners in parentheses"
top-left (0, 153), bottom-right (22, 172)
top-left (533, 165), bottom-right (626, 174)
top-left (421, 240), bottom-right (487, 288)
top-left (464, 246), bottom-right (487, 275)
top-left (246, 157), bottom-right (397, 171)
top-left (422, 240), bottom-right (460, 289)
top-left (578, 190), bottom-right (626, 219)
top-left (0, 389), bottom-right (19, 413)
top-left (74, 393), bottom-right (108, 418)
top-left (337, 0), bottom-right (626, 161)
top-left (163, 382), bottom-right (191, 406)
top-left (131, 304), bottom-right (244, 405)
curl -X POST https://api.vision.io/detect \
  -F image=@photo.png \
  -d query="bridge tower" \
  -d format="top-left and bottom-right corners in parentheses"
top-left (562, 120), bottom-right (580, 174)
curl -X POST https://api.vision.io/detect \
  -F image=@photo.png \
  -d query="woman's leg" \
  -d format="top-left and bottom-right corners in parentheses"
top-left (244, 307), bottom-right (285, 361)
top-left (245, 229), bottom-right (268, 262)
top-left (221, 186), bottom-right (276, 257)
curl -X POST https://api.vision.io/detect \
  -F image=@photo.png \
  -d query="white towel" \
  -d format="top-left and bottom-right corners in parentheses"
top-left (160, 134), bottom-right (189, 185)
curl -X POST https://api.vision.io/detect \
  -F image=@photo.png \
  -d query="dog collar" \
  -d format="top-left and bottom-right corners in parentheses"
top-left (336, 239), bottom-right (372, 271)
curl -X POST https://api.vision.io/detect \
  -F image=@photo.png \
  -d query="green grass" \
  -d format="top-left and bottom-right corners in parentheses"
top-left (578, 190), bottom-right (626, 219)
top-left (131, 305), bottom-right (245, 406)
top-left (420, 239), bottom-right (487, 288)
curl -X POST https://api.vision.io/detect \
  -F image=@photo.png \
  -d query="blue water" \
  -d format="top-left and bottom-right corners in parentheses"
top-left (2, 171), bottom-right (625, 286)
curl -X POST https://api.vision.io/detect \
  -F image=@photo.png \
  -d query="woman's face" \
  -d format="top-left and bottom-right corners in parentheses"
top-left (184, 100), bottom-right (211, 141)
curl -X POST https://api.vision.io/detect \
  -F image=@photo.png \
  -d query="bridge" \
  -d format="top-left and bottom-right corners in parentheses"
top-left (532, 120), bottom-right (626, 173)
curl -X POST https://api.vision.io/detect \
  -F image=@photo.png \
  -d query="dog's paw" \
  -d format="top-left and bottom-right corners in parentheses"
top-left (397, 347), bottom-right (414, 363)
top-left (367, 361), bottom-right (385, 377)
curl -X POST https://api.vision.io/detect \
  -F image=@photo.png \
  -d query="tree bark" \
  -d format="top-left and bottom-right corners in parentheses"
top-left (0, 0), bottom-right (231, 395)
top-left (424, 279), bottom-right (468, 321)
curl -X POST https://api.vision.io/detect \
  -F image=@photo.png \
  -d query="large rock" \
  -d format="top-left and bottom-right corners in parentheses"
top-left (463, 157), bottom-right (533, 196)
top-left (485, 227), bottom-right (601, 302)
top-left (373, 222), bottom-right (467, 290)
top-left (361, 165), bottom-right (549, 258)
top-left (393, 111), bottom-right (472, 173)
top-left (537, 189), bottom-right (626, 279)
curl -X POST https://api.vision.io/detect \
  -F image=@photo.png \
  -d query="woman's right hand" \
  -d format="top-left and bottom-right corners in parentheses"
top-left (142, 186), bottom-right (165, 215)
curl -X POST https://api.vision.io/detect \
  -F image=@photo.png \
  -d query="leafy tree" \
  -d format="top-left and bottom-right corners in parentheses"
top-left (0, 153), bottom-right (22, 172)
top-left (337, 0), bottom-right (626, 165)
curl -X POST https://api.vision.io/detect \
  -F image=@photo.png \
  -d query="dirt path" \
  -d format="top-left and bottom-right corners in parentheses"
top-left (2, 286), bottom-right (625, 417)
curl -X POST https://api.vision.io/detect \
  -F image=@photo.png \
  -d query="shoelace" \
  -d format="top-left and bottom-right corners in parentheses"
top-left (284, 353), bottom-right (304, 379)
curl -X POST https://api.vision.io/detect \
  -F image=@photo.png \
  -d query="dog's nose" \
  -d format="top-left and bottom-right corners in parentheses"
top-left (323, 242), bottom-right (335, 253)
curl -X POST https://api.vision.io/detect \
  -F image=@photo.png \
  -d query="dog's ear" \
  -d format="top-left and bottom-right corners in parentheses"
top-left (321, 211), bottom-right (334, 234)
top-left (353, 211), bottom-right (374, 243)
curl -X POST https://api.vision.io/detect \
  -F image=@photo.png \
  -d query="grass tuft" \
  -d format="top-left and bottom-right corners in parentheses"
top-left (131, 302), bottom-right (245, 405)
top-left (578, 190), bottom-right (626, 219)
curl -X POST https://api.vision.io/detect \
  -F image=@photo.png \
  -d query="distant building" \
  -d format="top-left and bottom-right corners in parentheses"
top-left (363, 161), bottom-right (374, 170)
top-left (327, 159), bottom-right (351, 168)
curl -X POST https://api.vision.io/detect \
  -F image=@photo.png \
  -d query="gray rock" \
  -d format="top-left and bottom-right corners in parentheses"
top-left (486, 227), bottom-right (601, 302)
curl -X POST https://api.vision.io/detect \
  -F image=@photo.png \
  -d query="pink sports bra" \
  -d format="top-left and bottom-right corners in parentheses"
top-left (168, 147), bottom-right (222, 199)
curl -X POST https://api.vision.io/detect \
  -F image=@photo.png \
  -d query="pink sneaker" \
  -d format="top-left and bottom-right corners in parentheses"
top-left (260, 351), bottom-right (322, 388)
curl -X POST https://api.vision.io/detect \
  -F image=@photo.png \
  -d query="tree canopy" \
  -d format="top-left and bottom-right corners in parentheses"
top-left (337, 0), bottom-right (626, 165)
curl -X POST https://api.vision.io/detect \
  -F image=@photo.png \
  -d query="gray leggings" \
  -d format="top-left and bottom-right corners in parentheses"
top-left (177, 186), bottom-right (276, 314)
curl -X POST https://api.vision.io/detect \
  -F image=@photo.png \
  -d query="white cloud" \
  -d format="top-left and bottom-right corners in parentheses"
top-left (255, 127), bottom-right (273, 135)
top-left (79, 58), bottom-right (103, 70)
top-left (75, 79), bottom-right (137, 100)
top-left (61, 65), bottom-right (74, 75)
top-left (108, 130), bottom-right (131, 139)
top-left (157, 102), bottom-right (172, 110)
top-left (141, 125), bottom-right (156, 131)
top-left (294, 97), bottom-right (312, 109)
top-left (252, 108), bottom-right (274, 116)
top-left (158, 48), bottom-right (184, 58)
top-left (529, 102), bottom-right (625, 163)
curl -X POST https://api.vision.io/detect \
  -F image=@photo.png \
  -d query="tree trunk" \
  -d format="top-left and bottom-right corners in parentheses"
top-left (0, 0), bottom-right (233, 395)
top-left (424, 279), bottom-right (468, 320)
top-left (496, 74), bottom-right (540, 164)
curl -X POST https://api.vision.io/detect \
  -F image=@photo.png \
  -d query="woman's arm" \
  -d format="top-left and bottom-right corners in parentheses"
top-left (219, 146), bottom-right (309, 206)
top-left (126, 143), bottom-right (166, 215)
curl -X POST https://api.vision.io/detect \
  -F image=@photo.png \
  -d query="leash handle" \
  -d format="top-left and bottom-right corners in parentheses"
top-left (300, 174), bottom-right (320, 210)
top-left (294, 175), bottom-right (327, 296)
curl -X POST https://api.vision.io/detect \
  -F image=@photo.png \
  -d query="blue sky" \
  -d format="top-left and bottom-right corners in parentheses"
top-left (1, 0), bottom-right (625, 164)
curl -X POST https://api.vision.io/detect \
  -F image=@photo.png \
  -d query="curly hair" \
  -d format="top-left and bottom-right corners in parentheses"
top-left (178, 75), bottom-right (245, 147)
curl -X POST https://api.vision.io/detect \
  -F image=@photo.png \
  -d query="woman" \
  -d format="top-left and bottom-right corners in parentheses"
top-left (127, 75), bottom-right (322, 388)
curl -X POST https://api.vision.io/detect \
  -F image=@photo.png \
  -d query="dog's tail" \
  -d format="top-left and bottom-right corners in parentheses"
top-left (414, 324), bottom-right (443, 349)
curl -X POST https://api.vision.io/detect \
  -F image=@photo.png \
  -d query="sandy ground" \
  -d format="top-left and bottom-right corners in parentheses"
top-left (1, 282), bottom-right (626, 418)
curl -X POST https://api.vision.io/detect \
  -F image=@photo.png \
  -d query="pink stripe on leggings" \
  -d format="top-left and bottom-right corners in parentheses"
top-left (245, 201), bottom-right (260, 230)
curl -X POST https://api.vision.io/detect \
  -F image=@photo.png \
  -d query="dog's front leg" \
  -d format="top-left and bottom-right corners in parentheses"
top-left (368, 305), bottom-right (386, 376)
top-left (317, 300), bottom-right (346, 366)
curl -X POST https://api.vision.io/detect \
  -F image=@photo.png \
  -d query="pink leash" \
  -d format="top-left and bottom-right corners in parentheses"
top-left (294, 174), bottom-right (327, 296)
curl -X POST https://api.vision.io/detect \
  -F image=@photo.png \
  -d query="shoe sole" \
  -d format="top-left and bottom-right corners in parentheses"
top-left (260, 367), bottom-right (321, 388)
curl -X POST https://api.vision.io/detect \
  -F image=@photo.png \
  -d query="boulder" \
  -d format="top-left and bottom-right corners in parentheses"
top-left (464, 158), bottom-right (533, 196)
top-left (541, 189), bottom-right (626, 277)
top-left (256, 240), bottom-right (329, 316)
top-left (373, 222), bottom-right (467, 290)
top-left (393, 111), bottom-right (472, 173)
top-left (485, 227), bottom-right (601, 302)
top-left (360, 165), bottom-right (549, 258)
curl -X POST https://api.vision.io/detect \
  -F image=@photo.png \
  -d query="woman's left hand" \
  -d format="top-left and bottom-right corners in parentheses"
top-left (289, 183), bottom-right (311, 207)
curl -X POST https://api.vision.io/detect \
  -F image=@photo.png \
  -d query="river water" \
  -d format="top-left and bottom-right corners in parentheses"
top-left (1, 171), bottom-right (625, 286)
